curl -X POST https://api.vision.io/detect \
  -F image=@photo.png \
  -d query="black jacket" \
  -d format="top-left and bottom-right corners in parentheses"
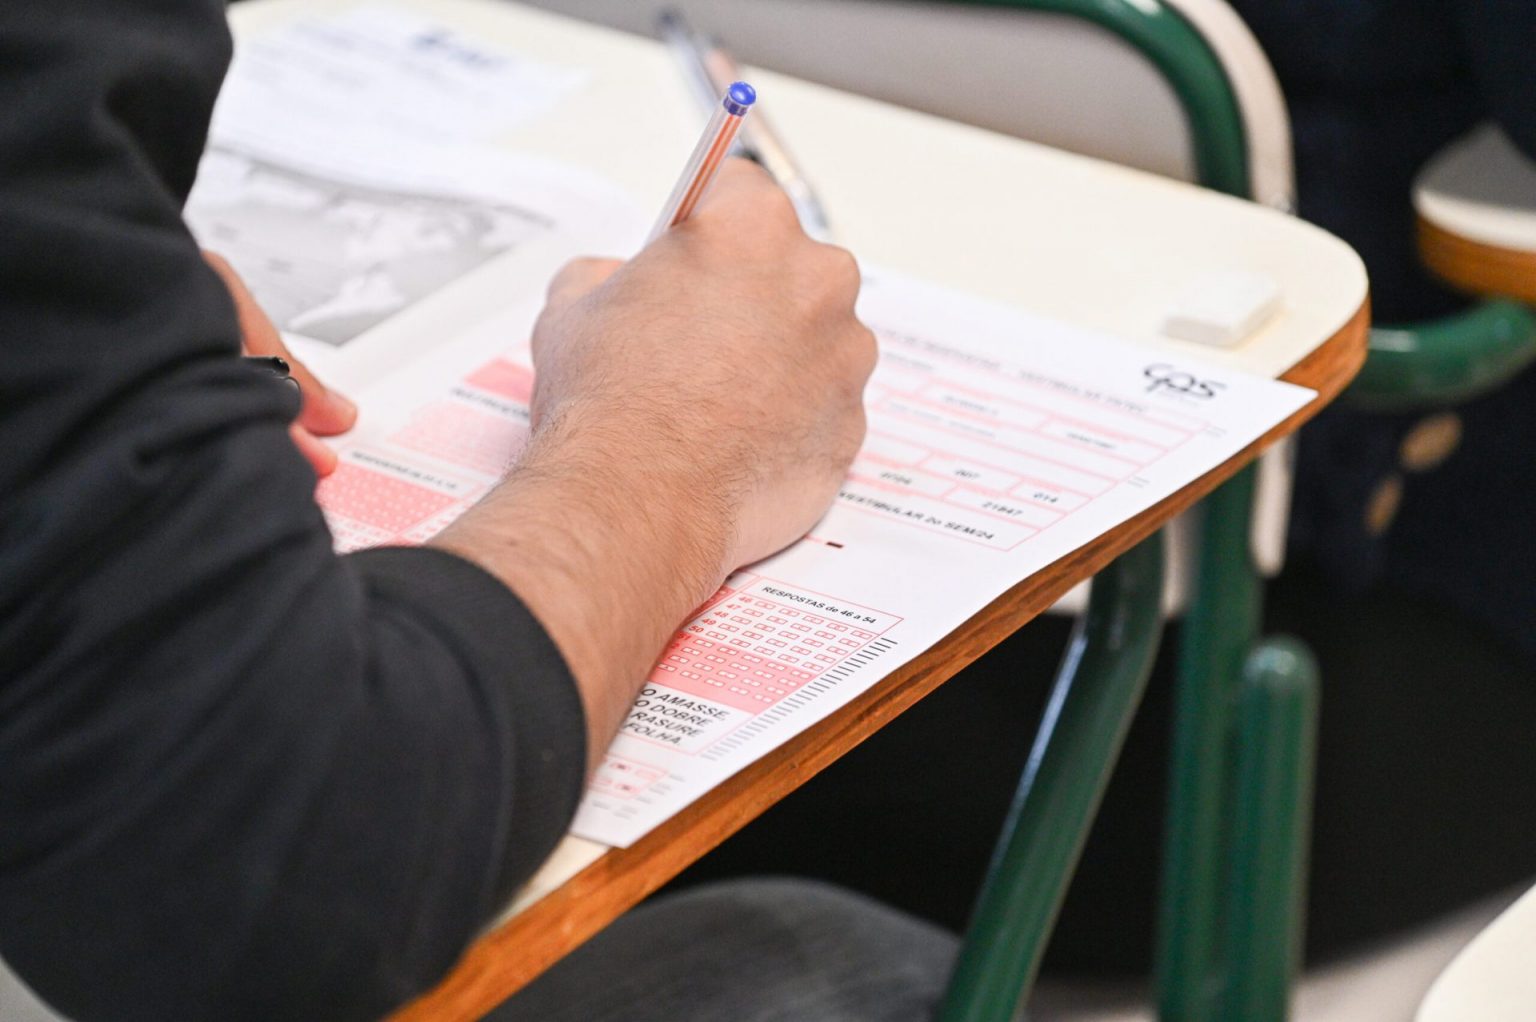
top-left (0, 3), bottom-right (585, 1019)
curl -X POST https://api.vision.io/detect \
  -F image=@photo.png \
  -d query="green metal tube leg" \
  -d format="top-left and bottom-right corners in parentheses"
top-left (938, 533), bottom-right (1165, 1022)
top-left (1220, 638), bottom-right (1318, 1022)
top-left (1349, 301), bottom-right (1536, 411)
top-left (1157, 466), bottom-right (1263, 1022)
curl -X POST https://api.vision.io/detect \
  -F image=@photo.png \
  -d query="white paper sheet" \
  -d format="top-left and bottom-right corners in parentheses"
top-left (307, 267), bottom-right (1313, 847)
top-left (213, 4), bottom-right (583, 149)
top-left (185, 4), bottom-right (622, 350)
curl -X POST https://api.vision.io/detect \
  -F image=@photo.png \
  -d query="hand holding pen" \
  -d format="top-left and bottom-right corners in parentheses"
top-left (523, 61), bottom-right (873, 576)
top-left (443, 158), bottom-right (875, 774)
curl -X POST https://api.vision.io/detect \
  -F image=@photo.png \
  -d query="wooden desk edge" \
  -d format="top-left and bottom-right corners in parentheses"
top-left (391, 300), bottom-right (1371, 1022)
top-left (1418, 214), bottom-right (1536, 304)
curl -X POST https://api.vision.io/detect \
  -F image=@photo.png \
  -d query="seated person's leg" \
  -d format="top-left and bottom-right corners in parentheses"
top-left (486, 878), bottom-right (957, 1022)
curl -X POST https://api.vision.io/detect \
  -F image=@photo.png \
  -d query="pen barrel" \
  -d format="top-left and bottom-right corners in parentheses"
top-left (700, 51), bottom-right (833, 240)
top-left (647, 102), bottom-right (745, 242)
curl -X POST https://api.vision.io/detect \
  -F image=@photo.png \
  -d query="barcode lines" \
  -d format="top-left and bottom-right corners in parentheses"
top-left (702, 637), bottom-right (900, 761)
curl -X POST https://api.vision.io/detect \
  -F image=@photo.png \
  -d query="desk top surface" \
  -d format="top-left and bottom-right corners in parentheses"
top-left (228, 1), bottom-right (1369, 1017)
top-left (234, 0), bottom-right (1366, 381)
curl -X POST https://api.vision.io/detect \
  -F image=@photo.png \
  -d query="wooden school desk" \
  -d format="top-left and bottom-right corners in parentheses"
top-left (1416, 123), bottom-right (1536, 303)
top-left (228, 1), bottom-right (1369, 1018)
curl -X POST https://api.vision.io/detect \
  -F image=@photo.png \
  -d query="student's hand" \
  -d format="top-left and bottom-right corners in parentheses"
top-left (433, 159), bottom-right (874, 772)
top-left (203, 251), bottom-right (358, 477)
top-left (530, 160), bottom-right (874, 576)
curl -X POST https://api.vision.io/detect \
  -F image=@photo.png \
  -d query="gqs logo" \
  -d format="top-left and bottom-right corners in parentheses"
top-left (1143, 363), bottom-right (1226, 400)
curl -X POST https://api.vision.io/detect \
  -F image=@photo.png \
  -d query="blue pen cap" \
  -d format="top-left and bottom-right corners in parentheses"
top-left (723, 81), bottom-right (756, 117)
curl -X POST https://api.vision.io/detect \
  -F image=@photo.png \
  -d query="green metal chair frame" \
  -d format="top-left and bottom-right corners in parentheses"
top-left (1351, 300), bottom-right (1536, 412)
top-left (930, 4), bottom-right (1536, 1021)
top-left (929, 3), bottom-right (1319, 1020)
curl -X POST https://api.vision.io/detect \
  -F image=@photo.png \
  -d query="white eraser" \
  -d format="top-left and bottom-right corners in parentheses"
top-left (1161, 269), bottom-right (1282, 347)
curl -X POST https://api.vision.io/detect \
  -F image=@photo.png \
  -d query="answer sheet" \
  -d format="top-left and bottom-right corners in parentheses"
top-left (310, 267), bottom-right (1313, 847)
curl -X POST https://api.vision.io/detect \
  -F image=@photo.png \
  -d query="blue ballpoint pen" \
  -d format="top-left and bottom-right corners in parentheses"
top-left (657, 9), bottom-right (834, 241)
top-left (647, 80), bottom-right (757, 242)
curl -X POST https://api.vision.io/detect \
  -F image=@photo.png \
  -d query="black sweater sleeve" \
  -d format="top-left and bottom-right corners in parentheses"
top-left (0, 4), bottom-right (586, 1020)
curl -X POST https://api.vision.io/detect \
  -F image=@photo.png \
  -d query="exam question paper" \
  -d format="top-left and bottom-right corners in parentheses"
top-left (185, 5), bottom-right (631, 352)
